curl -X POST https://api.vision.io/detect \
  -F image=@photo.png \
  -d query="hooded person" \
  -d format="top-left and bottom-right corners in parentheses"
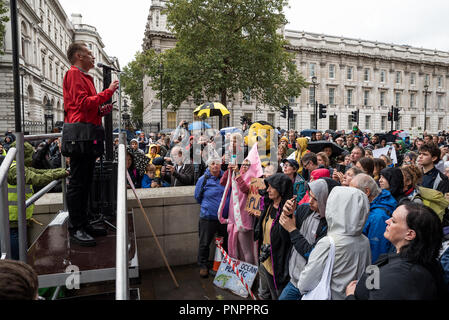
top-left (7, 142), bottom-right (69, 260)
top-left (379, 167), bottom-right (405, 202)
top-left (218, 143), bottom-right (263, 265)
top-left (254, 173), bottom-right (293, 300)
top-left (295, 138), bottom-right (309, 176)
top-left (298, 168), bottom-right (331, 206)
top-left (146, 144), bottom-right (161, 177)
top-left (297, 187), bottom-right (371, 300)
top-left (278, 178), bottom-right (340, 300)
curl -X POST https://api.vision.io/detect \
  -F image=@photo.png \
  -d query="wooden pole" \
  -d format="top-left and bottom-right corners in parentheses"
top-left (126, 172), bottom-right (179, 288)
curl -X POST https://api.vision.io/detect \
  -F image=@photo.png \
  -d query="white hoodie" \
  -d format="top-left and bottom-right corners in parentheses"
top-left (297, 187), bottom-right (372, 300)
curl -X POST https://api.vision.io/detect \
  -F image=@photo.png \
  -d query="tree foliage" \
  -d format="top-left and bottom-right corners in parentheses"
top-left (144, 0), bottom-right (306, 111)
top-left (121, 51), bottom-right (155, 126)
top-left (0, 0), bottom-right (9, 55)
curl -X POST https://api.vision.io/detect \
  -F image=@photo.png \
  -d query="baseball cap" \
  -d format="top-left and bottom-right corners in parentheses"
top-left (282, 159), bottom-right (299, 170)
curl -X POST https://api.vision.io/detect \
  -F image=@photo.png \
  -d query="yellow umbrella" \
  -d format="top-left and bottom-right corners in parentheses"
top-left (194, 102), bottom-right (230, 118)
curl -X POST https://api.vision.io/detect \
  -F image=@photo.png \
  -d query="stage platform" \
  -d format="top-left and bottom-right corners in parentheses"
top-left (27, 211), bottom-right (139, 289)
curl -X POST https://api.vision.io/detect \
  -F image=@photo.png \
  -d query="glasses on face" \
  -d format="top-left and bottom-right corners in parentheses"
top-left (241, 163), bottom-right (250, 167)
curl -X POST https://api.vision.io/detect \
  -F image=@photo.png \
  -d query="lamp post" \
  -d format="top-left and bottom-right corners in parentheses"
top-left (122, 99), bottom-right (130, 129)
top-left (159, 63), bottom-right (163, 133)
top-left (44, 100), bottom-right (53, 134)
top-left (312, 76), bottom-right (318, 130)
top-left (424, 83), bottom-right (429, 132)
top-left (20, 68), bottom-right (25, 131)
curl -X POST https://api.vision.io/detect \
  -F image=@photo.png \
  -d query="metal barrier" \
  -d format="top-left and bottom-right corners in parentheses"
top-left (0, 133), bottom-right (66, 261)
top-left (115, 132), bottom-right (129, 300)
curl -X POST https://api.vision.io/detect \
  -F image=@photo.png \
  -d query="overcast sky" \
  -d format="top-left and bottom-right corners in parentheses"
top-left (58, 0), bottom-right (449, 68)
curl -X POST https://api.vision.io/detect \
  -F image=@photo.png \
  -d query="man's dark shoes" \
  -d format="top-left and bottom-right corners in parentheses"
top-left (70, 229), bottom-right (96, 247)
top-left (85, 223), bottom-right (108, 237)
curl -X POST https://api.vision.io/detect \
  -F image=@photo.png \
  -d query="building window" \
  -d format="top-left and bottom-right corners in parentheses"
top-left (395, 92), bottom-right (401, 107)
top-left (309, 87), bottom-right (315, 106)
top-left (411, 116), bottom-right (417, 128)
top-left (289, 96), bottom-right (295, 104)
top-left (438, 117), bottom-right (444, 130)
top-left (167, 112), bottom-right (177, 129)
top-left (244, 113), bottom-right (253, 123)
top-left (365, 115), bottom-right (371, 130)
top-left (410, 93), bottom-right (415, 109)
top-left (348, 115), bottom-right (353, 128)
top-left (380, 70), bottom-right (386, 83)
top-left (425, 74), bottom-right (430, 86)
top-left (310, 114), bottom-right (316, 129)
top-left (289, 114), bottom-right (296, 130)
top-left (347, 89), bottom-right (353, 105)
top-left (329, 64), bottom-right (335, 79)
top-left (410, 73), bottom-right (416, 85)
top-left (243, 89), bottom-right (251, 104)
top-left (363, 90), bottom-right (369, 106)
top-left (380, 91), bottom-right (386, 106)
top-left (396, 71), bottom-right (401, 84)
top-left (364, 68), bottom-right (370, 81)
top-left (438, 76), bottom-right (443, 88)
top-left (329, 88), bottom-right (335, 105)
top-left (437, 95), bottom-right (443, 110)
top-left (347, 66), bottom-right (353, 80)
top-left (309, 63), bottom-right (316, 78)
top-left (381, 116), bottom-right (387, 130)
top-left (267, 113), bottom-right (275, 127)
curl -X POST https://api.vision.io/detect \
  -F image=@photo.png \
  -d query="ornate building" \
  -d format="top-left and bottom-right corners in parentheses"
top-left (142, 0), bottom-right (449, 133)
top-left (0, 0), bottom-right (120, 134)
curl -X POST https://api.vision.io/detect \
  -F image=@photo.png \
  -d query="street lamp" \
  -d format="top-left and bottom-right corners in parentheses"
top-left (122, 99), bottom-right (130, 128)
top-left (159, 63), bottom-right (164, 132)
top-left (44, 100), bottom-right (54, 134)
top-left (312, 76), bottom-right (318, 130)
top-left (20, 68), bottom-right (25, 131)
top-left (423, 83), bottom-right (429, 132)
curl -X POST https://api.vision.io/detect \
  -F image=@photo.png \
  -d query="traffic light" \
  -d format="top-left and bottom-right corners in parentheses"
top-left (388, 112), bottom-right (393, 122)
top-left (281, 106), bottom-right (287, 119)
top-left (393, 108), bottom-right (400, 121)
top-left (240, 116), bottom-right (246, 125)
top-left (319, 104), bottom-right (327, 119)
top-left (288, 106), bottom-right (294, 119)
top-left (351, 110), bottom-right (359, 123)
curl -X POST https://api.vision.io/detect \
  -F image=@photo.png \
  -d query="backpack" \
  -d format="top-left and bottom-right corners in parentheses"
top-left (415, 187), bottom-right (449, 221)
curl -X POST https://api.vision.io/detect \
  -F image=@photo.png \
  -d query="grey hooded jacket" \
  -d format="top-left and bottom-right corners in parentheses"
top-left (297, 187), bottom-right (372, 300)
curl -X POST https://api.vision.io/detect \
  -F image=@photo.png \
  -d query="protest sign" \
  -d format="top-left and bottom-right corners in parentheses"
top-left (245, 178), bottom-right (266, 217)
top-left (213, 255), bottom-right (258, 299)
top-left (372, 145), bottom-right (398, 164)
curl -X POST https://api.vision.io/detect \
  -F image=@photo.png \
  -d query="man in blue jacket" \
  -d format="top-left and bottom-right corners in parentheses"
top-left (194, 157), bottom-right (228, 278)
top-left (350, 174), bottom-right (397, 263)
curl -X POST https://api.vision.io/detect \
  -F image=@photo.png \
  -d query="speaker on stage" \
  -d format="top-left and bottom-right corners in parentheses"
top-left (88, 160), bottom-right (118, 219)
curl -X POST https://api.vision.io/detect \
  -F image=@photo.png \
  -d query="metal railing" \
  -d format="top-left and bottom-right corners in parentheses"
top-left (0, 132), bottom-right (67, 262)
top-left (115, 132), bottom-right (129, 300)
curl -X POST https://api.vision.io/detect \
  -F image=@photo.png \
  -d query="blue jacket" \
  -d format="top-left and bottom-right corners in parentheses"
top-left (363, 189), bottom-right (397, 264)
top-left (194, 169), bottom-right (225, 220)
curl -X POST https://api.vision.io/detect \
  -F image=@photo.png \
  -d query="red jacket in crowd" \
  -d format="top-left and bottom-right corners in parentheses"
top-left (63, 66), bottom-right (114, 126)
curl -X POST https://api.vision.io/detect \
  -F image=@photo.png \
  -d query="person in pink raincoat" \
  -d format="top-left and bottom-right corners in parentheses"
top-left (219, 144), bottom-right (263, 265)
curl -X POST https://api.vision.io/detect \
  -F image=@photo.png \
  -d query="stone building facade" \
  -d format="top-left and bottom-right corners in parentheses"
top-left (0, 0), bottom-right (120, 134)
top-left (142, 0), bottom-right (449, 133)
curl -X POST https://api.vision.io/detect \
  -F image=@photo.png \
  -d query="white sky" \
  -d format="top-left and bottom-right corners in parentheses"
top-left (58, 0), bottom-right (449, 68)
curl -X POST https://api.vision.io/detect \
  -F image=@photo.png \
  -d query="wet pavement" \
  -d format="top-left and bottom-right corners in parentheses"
top-left (64, 264), bottom-right (253, 300)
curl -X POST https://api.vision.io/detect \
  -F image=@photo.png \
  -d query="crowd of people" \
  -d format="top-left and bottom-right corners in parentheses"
top-left (130, 121), bottom-right (449, 301)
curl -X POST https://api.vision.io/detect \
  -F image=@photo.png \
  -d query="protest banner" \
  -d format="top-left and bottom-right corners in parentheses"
top-left (245, 178), bottom-right (266, 217)
top-left (372, 145), bottom-right (398, 164)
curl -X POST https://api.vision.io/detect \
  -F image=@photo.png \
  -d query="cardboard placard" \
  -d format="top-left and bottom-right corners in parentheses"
top-left (245, 178), bottom-right (266, 217)
top-left (213, 257), bottom-right (258, 298)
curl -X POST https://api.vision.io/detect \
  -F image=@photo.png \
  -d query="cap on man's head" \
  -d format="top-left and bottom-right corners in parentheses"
top-left (282, 159), bottom-right (299, 170)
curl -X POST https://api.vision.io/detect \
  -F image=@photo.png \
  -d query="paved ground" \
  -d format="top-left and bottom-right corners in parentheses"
top-left (62, 264), bottom-right (253, 300)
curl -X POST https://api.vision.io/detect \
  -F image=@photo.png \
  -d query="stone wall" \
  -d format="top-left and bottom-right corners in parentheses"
top-left (33, 186), bottom-right (205, 271)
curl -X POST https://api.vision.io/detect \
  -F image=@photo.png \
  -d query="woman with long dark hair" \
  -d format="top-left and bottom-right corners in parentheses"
top-left (346, 202), bottom-right (448, 300)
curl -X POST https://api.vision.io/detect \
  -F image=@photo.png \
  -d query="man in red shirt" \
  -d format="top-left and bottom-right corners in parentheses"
top-left (63, 42), bottom-right (119, 246)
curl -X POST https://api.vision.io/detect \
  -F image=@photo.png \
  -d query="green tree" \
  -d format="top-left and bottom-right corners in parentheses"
top-left (0, 0), bottom-right (9, 55)
top-left (121, 51), bottom-right (155, 127)
top-left (144, 0), bottom-right (306, 111)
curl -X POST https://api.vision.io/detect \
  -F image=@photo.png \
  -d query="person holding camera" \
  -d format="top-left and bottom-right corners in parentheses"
top-left (161, 146), bottom-right (194, 187)
top-left (254, 173), bottom-right (293, 300)
top-left (277, 178), bottom-right (339, 300)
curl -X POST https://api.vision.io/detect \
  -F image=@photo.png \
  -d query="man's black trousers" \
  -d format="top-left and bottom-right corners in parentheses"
top-left (66, 154), bottom-right (97, 231)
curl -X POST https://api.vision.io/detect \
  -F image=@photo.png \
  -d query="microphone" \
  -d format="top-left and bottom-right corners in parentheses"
top-left (97, 62), bottom-right (121, 73)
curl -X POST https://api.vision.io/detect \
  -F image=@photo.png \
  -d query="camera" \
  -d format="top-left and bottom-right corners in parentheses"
top-left (259, 244), bottom-right (271, 263)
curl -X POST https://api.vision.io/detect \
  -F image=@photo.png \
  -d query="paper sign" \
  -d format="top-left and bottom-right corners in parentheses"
top-left (213, 257), bottom-right (258, 298)
top-left (372, 146), bottom-right (398, 165)
top-left (245, 178), bottom-right (266, 217)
